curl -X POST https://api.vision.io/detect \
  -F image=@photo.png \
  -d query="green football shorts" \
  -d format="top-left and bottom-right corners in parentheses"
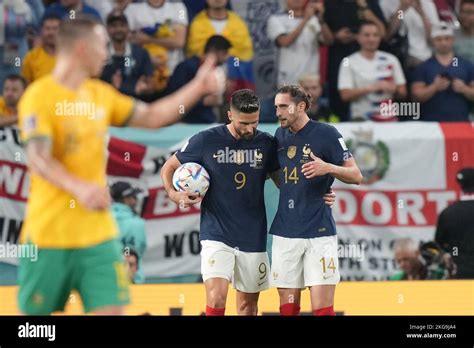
top-left (18, 239), bottom-right (130, 314)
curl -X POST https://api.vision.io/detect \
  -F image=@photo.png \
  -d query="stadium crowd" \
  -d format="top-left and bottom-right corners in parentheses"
top-left (1, 0), bottom-right (474, 124)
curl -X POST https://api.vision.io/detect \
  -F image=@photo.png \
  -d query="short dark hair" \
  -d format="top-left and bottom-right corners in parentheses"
top-left (461, 0), bottom-right (474, 7)
top-left (230, 89), bottom-right (260, 113)
top-left (457, 168), bottom-right (474, 193)
top-left (40, 13), bottom-right (62, 27)
top-left (358, 20), bottom-right (379, 33)
top-left (57, 15), bottom-right (102, 50)
top-left (106, 10), bottom-right (128, 26)
top-left (204, 35), bottom-right (232, 53)
top-left (276, 85), bottom-right (312, 111)
top-left (4, 74), bottom-right (27, 89)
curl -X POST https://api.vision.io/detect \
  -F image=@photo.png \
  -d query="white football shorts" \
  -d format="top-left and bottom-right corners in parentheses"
top-left (200, 240), bottom-right (270, 293)
top-left (271, 235), bottom-right (340, 288)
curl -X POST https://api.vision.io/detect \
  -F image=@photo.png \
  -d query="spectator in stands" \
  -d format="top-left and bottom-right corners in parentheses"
top-left (299, 73), bottom-right (338, 123)
top-left (85, 0), bottom-right (132, 21)
top-left (267, 0), bottom-right (333, 87)
top-left (435, 168), bottom-right (474, 279)
top-left (454, 0), bottom-right (474, 64)
top-left (21, 14), bottom-right (60, 84)
top-left (324, 0), bottom-right (386, 121)
top-left (380, 0), bottom-right (440, 70)
top-left (111, 182), bottom-right (147, 284)
top-left (44, 0), bottom-right (102, 20)
top-left (125, 0), bottom-right (188, 93)
top-left (167, 35), bottom-right (231, 123)
top-left (338, 21), bottom-right (407, 122)
top-left (101, 11), bottom-right (154, 98)
top-left (411, 22), bottom-right (474, 121)
top-left (390, 238), bottom-right (447, 280)
top-left (0, 74), bottom-right (26, 127)
top-left (187, 0), bottom-right (252, 62)
top-left (187, 0), bottom-right (254, 95)
top-left (124, 248), bottom-right (140, 284)
top-left (0, 0), bottom-right (32, 89)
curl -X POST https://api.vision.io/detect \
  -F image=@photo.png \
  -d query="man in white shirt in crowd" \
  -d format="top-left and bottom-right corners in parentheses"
top-left (380, 0), bottom-right (440, 68)
top-left (338, 20), bottom-right (407, 121)
top-left (267, 0), bottom-right (333, 86)
top-left (125, 0), bottom-right (188, 74)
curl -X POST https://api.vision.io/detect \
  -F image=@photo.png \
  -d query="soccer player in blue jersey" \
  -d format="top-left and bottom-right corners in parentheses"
top-left (161, 89), bottom-right (336, 316)
top-left (270, 85), bottom-right (363, 316)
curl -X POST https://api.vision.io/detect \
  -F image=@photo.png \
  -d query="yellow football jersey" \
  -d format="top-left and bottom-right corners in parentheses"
top-left (0, 96), bottom-right (15, 117)
top-left (21, 46), bottom-right (56, 84)
top-left (18, 75), bottom-right (135, 248)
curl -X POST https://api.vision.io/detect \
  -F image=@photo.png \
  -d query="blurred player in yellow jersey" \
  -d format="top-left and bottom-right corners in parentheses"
top-left (17, 15), bottom-right (224, 315)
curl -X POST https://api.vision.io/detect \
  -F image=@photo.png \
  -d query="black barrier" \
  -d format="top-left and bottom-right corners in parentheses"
top-left (0, 316), bottom-right (472, 346)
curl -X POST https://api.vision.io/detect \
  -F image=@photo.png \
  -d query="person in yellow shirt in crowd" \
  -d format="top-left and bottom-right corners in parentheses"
top-left (18, 15), bottom-right (224, 315)
top-left (21, 14), bottom-right (61, 84)
top-left (187, 0), bottom-right (253, 62)
top-left (0, 75), bottom-right (26, 127)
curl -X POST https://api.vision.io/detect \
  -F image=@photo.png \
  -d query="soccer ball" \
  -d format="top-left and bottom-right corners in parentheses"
top-left (172, 162), bottom-right (210, 197)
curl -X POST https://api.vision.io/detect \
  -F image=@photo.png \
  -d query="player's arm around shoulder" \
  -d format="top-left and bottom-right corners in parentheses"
top-left (265, 132), bottom-right (281, 187)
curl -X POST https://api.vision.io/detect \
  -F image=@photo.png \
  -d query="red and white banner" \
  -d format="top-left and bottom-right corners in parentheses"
top-left (0, 127), bottom-right (28, 265)
top-left (1, 123), bottom-right (473, 280)
top-left (332, 122), bottom-right (474, 280)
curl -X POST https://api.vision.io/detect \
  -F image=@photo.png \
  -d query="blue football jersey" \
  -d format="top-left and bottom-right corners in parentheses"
top-left (175, 125), bottom-right (279, 252)
top-left (270, 120), bottom-right (352, 239)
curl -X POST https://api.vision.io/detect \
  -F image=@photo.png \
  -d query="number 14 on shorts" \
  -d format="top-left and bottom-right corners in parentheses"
top-left (320, 257), bottom-right (336, 279)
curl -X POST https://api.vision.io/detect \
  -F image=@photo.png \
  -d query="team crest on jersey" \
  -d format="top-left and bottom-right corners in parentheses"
top-left (287, 146), bottom-right (297, 159)
top-left (301, 144), bottom-right (311, 163)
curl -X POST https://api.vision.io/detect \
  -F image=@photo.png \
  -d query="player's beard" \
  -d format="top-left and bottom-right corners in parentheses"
top-left (237, 128), bottom-right (256, 140)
